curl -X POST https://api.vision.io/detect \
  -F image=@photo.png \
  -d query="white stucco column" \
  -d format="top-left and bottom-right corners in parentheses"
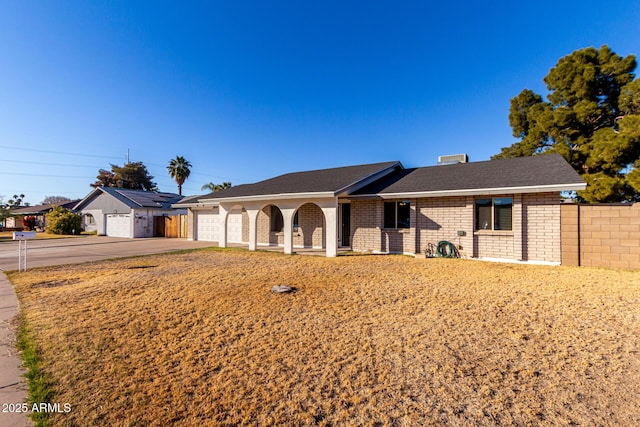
top-left (321, 204), bottom-right (338, 257)
top-left (244, 203), bottom-right (262, 251)
top-left (218, 204), bottom-right (229, 248)
top-left (281, 208), bottom-right (296, 255)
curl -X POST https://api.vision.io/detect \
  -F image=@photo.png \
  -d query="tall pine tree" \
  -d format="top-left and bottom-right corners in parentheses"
top-left (494, 46), bottom-right (640, 202)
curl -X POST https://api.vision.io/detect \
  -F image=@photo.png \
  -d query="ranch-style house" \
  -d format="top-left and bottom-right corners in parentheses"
top-left (176, 154), bottom-right (586, 264)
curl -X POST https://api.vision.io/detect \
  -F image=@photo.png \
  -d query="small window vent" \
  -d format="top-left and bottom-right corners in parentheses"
top-left (438, 154), bottom-right (469, 165)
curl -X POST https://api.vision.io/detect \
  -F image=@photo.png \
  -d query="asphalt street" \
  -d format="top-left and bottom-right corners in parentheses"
top-left (0, 236), bottom-right (216, 271)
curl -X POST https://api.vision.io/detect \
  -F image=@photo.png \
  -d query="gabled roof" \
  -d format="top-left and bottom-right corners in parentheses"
top-left (176, 155), bottom-right (585, 207)
top-left (74, 187), bottom-right (184, 210)
top-left (352, 154), bottom-right (585, 197)
top-left (183, 161), bottom-right (400, 203)
top-left (10, 200), bottom-right (80, 215)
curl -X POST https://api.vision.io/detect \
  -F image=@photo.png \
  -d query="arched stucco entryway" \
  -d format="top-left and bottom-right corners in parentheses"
top-left (239, 198), bottom-right (339, 257)
top-left (292, 203), bottom-right (326, 249)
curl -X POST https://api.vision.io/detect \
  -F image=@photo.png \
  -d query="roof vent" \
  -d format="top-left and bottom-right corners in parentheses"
top-left (438, 153), bottom-right (469, 165)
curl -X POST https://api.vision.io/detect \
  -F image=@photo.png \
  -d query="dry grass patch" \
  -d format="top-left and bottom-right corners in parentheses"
top-left (0, 231), bottom-right (89, 242)
top-left (9, 251), bottom-right (640, 426)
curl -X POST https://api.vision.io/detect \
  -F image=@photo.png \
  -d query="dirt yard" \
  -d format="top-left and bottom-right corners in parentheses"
top-left (9, 249), bottom-right (640, 426)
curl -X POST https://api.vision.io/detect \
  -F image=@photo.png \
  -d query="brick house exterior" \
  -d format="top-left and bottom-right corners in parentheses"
top-left (349, 192), bottom-right (562, 263)
top-left (177, 155), bottom-right (585, 263)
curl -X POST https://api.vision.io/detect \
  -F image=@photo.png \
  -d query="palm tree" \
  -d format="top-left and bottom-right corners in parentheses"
top-left (167, 156), bottom-right (192, 195)
top-left (201, 181), bottom-right (232, 192)
top-left (8, 194), bottom-right (25, 206)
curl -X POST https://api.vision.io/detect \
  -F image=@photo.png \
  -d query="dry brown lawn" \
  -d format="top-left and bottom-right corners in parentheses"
top-left (9, 249), bottom-right (640, 426)
top-left (0, 231), bottom-right (88, 241)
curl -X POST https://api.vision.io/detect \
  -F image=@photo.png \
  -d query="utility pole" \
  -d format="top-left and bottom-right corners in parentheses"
top-left (126, 148), bottom-right (130, 164)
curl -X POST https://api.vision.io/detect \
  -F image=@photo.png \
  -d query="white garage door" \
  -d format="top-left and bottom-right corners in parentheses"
top-left (106, 214), bottom-right (132, 238)
top-left (196, 212), bottom-right (219, 242)
top-left (227, 210), bottom-right (243, 243)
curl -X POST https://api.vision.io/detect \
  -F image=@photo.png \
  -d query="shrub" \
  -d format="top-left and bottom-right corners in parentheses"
top-left (46, 207), bottom-right (82, 235)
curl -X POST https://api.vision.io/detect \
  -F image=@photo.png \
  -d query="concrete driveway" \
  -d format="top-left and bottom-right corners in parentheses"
top-left (0, 236), bottom-right (216, 271)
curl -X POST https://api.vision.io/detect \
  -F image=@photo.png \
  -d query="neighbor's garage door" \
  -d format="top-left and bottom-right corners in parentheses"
top-left (196, 212), bottom-right (219, 242)
top-left (106, 214), bottom-right (132, 238)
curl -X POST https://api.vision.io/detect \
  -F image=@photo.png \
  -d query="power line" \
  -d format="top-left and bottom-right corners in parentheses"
top-left (0, 172), bottom-right (92, 179)
top-left (2, 150), bottom-right (245, 182)
top-left (0, 145), bottom-right (119, 160)
top-left (0, 159), bottom-right (101, 169)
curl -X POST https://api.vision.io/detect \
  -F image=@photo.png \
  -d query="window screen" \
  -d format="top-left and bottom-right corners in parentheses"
top-left (475, 199), bottom-right (492, 230)
top-left (384, 201), bottom-right (410, 228)
top-left (494, 198), bottom-right (513, 230)
top-left (397, 200), bottom-right (410, 228)
top-left (384, 202), bottom-right (396, 229)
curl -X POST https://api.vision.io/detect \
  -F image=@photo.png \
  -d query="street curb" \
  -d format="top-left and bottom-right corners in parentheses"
top-left (0, 272), bottom-right (31, 427)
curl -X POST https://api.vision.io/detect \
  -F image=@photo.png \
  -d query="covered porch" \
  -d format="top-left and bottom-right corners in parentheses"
top-left (217, 197), bottom-right (343, 257)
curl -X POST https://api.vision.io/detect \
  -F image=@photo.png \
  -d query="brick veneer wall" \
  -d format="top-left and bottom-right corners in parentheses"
top-left (416, 196), bottom-right (473, 257)
top-left (522, 193), bottom-right (561, 262)
top-left (257, 206), bottom-right (282, 246)
top-left (352, 192), bottom-right (563, 262)
top-left (295, 203), bottom-right (325, 248)
top-left (241, 209), bottom-right (249, 243)
top-left (351, 200), bottom-right (382, 252)
top-left (561, 203), bottom-right (640, 269)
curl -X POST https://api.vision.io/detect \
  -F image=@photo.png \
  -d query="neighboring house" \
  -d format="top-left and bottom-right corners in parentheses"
top-left (176, 154), bottom-right (586, 264)
top-left (74, 187), bottom-right (185, 238)
top-left (5, 200), bottom-right (80, 231)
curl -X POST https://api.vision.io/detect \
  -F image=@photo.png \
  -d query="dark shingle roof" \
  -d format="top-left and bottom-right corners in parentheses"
top-left (76, 187), bottom-right (183, 210)
top-left (194, 161), bottom-right (400, 201)
top-left (353, 154), bottom-right (585, 196)
top-left (10, 200), bottom-right (80, 214)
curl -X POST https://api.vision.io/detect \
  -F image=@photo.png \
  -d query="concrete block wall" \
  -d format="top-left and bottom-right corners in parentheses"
top-left (562, 203), bottom-right (640, 269)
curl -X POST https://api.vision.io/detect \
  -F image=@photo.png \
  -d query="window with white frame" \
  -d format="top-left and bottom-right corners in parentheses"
top-left (84, 214), bottom-right (96, 225)
top-left (383, 200), bottom-right (410, 229)
top-left (475, 197), bottom-right (513, 230)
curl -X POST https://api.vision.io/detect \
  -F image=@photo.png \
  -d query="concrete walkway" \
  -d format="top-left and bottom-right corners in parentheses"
top-left (0, 272), bottom-right (30, 427)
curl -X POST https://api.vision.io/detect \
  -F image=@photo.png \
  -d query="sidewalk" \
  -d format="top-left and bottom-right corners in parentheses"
top-left (0, 271), bottom-right (30, 427)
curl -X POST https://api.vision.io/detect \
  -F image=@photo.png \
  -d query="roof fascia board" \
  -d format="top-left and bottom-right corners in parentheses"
top-left (73, 187), bottom-right (104, 211)
top-left (334, 161), bottom-right (403, 196)
top-left (351, 183), bottom-right (587, 199)
top-left (187, 191), bottom-right (337, 205)
top-left (172, 202), bottom-right (217, 209)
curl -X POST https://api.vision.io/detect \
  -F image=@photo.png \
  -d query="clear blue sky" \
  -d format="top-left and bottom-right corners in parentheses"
top-left (1, 1), bottom-right (639, 205)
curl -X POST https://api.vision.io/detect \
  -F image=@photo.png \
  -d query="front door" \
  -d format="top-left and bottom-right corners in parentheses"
top-left (340, 203), bottom-right (351, 247)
